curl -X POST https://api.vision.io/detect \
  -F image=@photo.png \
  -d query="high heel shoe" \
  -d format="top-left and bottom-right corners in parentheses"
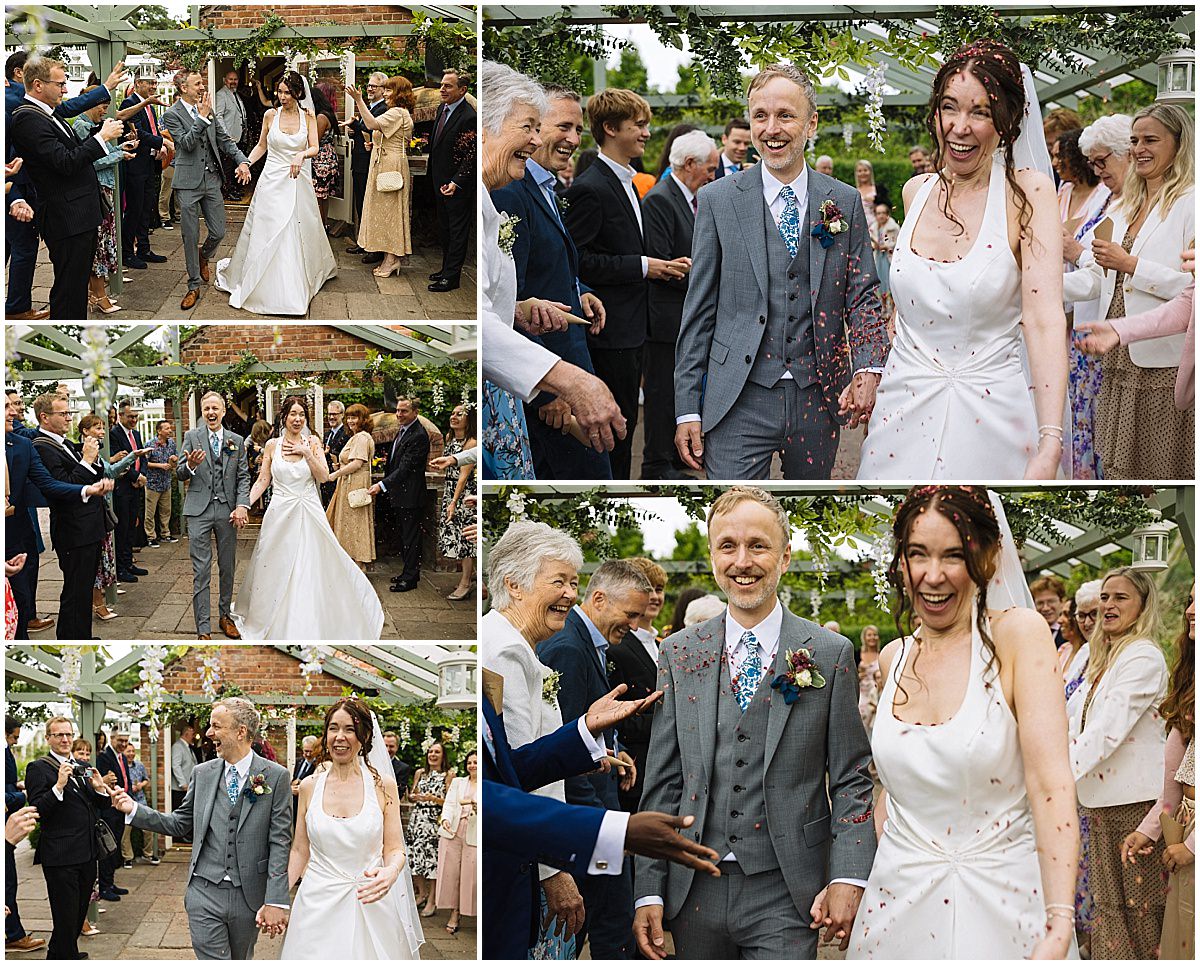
top-left (93, 605), bottom-right (118, 621)
top-left (373, 261), bottom-right (401, 278)
top-left (89, 294), bottom-right (122, 314)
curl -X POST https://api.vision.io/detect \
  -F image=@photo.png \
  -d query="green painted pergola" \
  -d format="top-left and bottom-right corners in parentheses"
top-left (491, 484), bottom-right (1194, 589)
top-left (4, 4), bottom-right (476, 291)
top-left (484, 4), bottom-right (1195, 115)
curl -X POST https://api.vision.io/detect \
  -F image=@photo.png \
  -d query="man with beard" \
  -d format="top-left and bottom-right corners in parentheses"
top-left (633, 486), bottom-right (875, 959)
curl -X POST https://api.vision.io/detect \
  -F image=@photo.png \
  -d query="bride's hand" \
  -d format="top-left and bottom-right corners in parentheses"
top-left (289, 153), bottom-right (304, 179)
top-left (357, 864), bottom-right (400, 904)
top-left (1028, 917), bottom-right (1074, 959)
top-left (1023, 441), bottom-right (1061, 480)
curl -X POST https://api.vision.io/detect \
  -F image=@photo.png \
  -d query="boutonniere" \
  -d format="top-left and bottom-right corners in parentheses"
top-left (556, 195), bottom-right (570, 216)
top-left (606, 659), bottom-right (616, 678)
top-left (497, 212), bottom-right (520, 259)
top-left (811, 199), bottom-right (849, 250)
top-left (541, 670), bottom-right (562, 705)
top-left (243, 773), bottom-right (272, 801)
top-left (225, 440), bottom-right (238, 454)
top-left (769, 647), bottom-right (826, 704)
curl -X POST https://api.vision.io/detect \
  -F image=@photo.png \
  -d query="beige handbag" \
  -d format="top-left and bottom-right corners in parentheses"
top-left (347, 488), bottom-right (373, 509)
top-left (376, 171), bottom-right (405, 193)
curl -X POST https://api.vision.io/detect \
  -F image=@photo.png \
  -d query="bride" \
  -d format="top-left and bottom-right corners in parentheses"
top-left (231, 395), bottom-right (384, 639)
top-left (280, 697), bottom-right (424, 959)
top-left (216, 70), bottom-right (337, 315)
top-left (857, 40), bottom-right (1068, 480)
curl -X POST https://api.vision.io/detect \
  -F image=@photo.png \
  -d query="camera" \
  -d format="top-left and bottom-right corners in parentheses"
top-left (71, 761), bottom-right (93, 780)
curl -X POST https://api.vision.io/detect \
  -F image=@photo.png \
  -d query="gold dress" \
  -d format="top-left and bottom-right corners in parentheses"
top-left (358, 107), bottom-right (413, 257)
top-left (325, 430), bottom-right (376, 564)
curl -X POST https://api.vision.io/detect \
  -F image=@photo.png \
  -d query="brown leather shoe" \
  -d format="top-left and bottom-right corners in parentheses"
top-left (219, 615), bottom-right (241, 639)
top-left (4, 309), bottom-right (50, 320)
top-left (6, 936), bottom-right (47, 952)
top-left (27, 617), bottom-right (55, 633)
top-left (199, 252), bottom-right (211, 284)
top-left (197, 633), bottom-right (211, 640)
top-left (181, 289), bottom-right (200, 311)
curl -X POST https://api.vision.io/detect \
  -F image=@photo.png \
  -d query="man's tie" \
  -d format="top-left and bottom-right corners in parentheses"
top-left (145, 103), bottom-right (158, 137)
top-left (777, 185), bottom-right (800, 258)
top-left (210, 431), bottom-right (221, 465)
top-left (733, 631), bottom-right (764, 711)
top-left (690, 195), bottom-right (698, 215)
top-left (226, 767), bottom-right (240, 805)
top-left (433, 105), bottom-right (449, 145)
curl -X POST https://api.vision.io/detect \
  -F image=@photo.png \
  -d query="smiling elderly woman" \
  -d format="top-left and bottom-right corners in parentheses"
top-left (480, 519), bottom-right (587, 953)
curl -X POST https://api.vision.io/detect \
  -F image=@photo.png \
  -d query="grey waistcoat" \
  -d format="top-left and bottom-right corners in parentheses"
top-left (699, 657), bottom-right (781, 875)
top-left (749, 197), bottom-right (817, 389)
top-left (193, 779), bottom-right (243, 887)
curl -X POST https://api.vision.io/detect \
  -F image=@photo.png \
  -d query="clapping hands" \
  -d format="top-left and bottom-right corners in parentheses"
top-left (255, 904), bottom-right (289, 937)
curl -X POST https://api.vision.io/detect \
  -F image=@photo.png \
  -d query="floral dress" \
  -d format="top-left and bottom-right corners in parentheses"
top-left (407, 769), bottom-right (448, 877)
top-left (437, 437), bottom-right (476, 560)
top-left (312, 122), bottom-right (341, 200)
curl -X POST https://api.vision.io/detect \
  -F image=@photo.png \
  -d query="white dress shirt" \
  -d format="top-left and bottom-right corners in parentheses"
top-left (632, 625), bottom-right (659, 665)
top-left (49, 750), bottom-right (84, 801)
top-left (720, 153), bottom-right (740, 177)
top-left (38, 428), bottom-right (99, 502)
top-left (669, 172), bottom-right (697, 213)
top-left (596, 149), bottom-right (649, 278)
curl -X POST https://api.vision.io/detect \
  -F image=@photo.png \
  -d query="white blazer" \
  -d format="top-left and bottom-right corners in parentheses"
top-left (1069, 638), bottom-right (1168, 808)
top-left (1062, 188), bottom-right (1194, 368)
top-left (480, 608), bottom-right (568, 882)
top-left (438, 775), bottom-right (477, 846)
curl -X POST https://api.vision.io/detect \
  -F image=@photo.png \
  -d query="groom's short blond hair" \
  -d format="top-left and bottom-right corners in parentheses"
top-left (707, 486), bottom-right (790, 545)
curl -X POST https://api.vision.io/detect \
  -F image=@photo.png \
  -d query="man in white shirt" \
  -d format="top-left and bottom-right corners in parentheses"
top-left (171, 722), bottom-right (197, 841)
top-left (713, 117), bottom-right (751, 179)
top-left (633, 486), bottom-right (875, 959)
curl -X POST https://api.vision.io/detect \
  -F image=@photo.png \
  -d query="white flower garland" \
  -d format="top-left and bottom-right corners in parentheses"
top-left (59, 646), bottom-right (83, 702)
top-left (872, 534), bottom-right (892, 609)
top-left (842, 122), bottom-right (854, 150)
top-left (844, 587), bottom-right (857, 614)
top-left (399, 718), bottom-right (411, 745)
top-left (779, 584), bottom-right (794, 611)
top-left (80, 328), bottom-right (115, 413)
top-left (809, 588), bottom-right (822, 622)
top-left (297, 645), bottom-right (333, 696)
top-left (449, 724), bottom-right (461, 745)
top-left (506, 490), bottom-right (527, 520)
top-left (864, 64), bottom-right (887, 153)
top-left (136, 645), bottom-right (169, 740)
top-left (431, 382), bottom-right (445, 414)
top-left (199, 647), bottom-right (222, 700)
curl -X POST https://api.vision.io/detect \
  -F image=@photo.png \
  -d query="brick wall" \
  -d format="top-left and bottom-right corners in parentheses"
top-left (197, 5), bottom-right (415, 63)
top-left (179, 324), bottom-right (380, 367)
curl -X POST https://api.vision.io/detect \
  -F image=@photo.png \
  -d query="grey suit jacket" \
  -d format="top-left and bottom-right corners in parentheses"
top-left (129, 753), bottom-right (292, 909)
top-left (214, 86), bottom-right (247, 145)
top-left (634, 606), bottom-right (876, 919)
top-left (176, 427), bottom-right (251, 517)
top-left (676, 164), bottom-right (889, 431)
top-left (162, 99), bottom-right (249, 192)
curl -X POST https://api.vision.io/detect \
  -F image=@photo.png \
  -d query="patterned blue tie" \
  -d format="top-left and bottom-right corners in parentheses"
top-left (210, 431), bottom-right (221, 465)
top-left (734, 631), bottom-right (764, 711)
top-left (777, 185), bottom-right (800, 258)
top-left (226, 766), bottom-right (240, 805)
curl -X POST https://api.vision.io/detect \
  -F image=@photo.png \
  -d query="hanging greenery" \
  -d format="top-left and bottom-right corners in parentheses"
top-left (484, 8), bottom-right (624, 90)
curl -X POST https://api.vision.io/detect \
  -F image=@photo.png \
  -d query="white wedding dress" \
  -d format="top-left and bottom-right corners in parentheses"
top-left (230, 441), bottom-right (384, 639)
top-left (216, 107), bottom-right (336, 315)
top-left (857, 156), bottom-right (1038, 479)
top-left (280, 763), bottom-right (424, 960)
top-left (847, 613), bottom-right (1078, 959)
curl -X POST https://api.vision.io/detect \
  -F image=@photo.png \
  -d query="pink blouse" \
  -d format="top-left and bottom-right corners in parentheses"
top-left (1135, 727), bottom-right (1195, 854)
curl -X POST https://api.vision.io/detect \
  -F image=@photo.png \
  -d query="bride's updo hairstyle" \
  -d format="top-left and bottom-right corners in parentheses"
top-left (277, 70), bottom-right (306, 106)
top-left (315, 697), bottom-right (395, 806)
top-left (927, 39), bottom-right (1034, 243)
top-left (887, 485), bottom-right (1003, 705)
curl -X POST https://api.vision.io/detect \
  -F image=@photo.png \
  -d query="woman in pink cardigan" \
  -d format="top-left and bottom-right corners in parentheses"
top-left (1077, 248), bottom-right (1194, 410)
top-left (1121, 591), bottom-right (1194, 959)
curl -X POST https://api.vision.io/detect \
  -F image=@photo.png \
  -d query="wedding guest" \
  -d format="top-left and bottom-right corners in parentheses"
top-left (1030, 574), bottom-right (1067, 646)
top-left (1069, 567), bottom-right (1168, 958)
top-left (119, 73), bottom-right (166, 269)
top-left (489, 84), bottom-right (614, 481)
top-left (1123, 591), bottom-right (1194, 959)
top-left (347, 75), bottom-right (414, 280)
top-left (684, 593), bottom-right (725, 626)
top-left (319, 400), bottom-right (347, 507)
top-left (291, 735), bottom-right (318, 826)
top-left (436, 750), bottom-right (477, 934)
top-left (143, 419), bottom-right (177, 545)
top-left (857, 624), bottom-right (882, 736)
top-left (814, 155), bottom-right (834, 176)
top-left (537, 559), bottom-right (652, 959)
top-left (1056, 129), bottom-right (1106, 247)
top-left (215, 70), bottom-right (249, 200)
top-left (326, 403), bottom-right (375, 572)
top-left (246, 419), bottom-right (272, 515)
top-left (437, 404), bottom-right (476, 601)
top-left (853, 158), bottom-right (890, 224)
top-left (713, 117), bottom-right (751, 179)
top-left (408, 742), bottom-right (455, 917)
top-left (310, 81), bottom-right (341, 230)
top-left (642, 130), bottom-right (717, 479)
top-left (120, 743), bottom-right (154, 865)
top-left (79, 412), bottom-right (143, 620)
top-left (65, 737), bottom-right (102, 937)
top-left (8, 56), bottom-right (125, 319)
top-left (907, 145), bottom-right (931, 176)
top-left (25, 717), bottom-right (113, 960)
top-left (108, 401), bottom-right (148, 586)
top-left (480, 519), bottom-right (587, 954)
top-left (5, 716), bottom-right (44, 954)
top-left (70, 88), bottom-right (133, 314)
top-left (1063, 103), bottom-right (1194, 478)
top-left (565, 87), bottom-right (690, 478)
top-left (1057, 597), bottom-right (1087, 683)
top-left (367, 396), bottom-right (429, 593)
top-left (1043, 107), bottom-right (1082, 187)
top-left (652, 122), bottom-right (698, 180)
top-left (32, 392), bottom-right (113, 640)
top-left (346, 73), bottom-right (389, 260)
top-left (96, 730), bottom-right (132, 899)
top-left (170, 722), bottom-right (195, 843)
top-left (870, 202), bottom-right (898, 310)
top-left (382, 731), bottom-right (411, 794)
top-left (666, 585), bottom-right (707, 638)
top-left (428, 69), bottom-right (476, 293)
top-left (608, 555), bottom-right (666, 812)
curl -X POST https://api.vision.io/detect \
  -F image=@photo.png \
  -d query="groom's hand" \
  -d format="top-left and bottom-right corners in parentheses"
top-left (633, 904), bottom-right (668, 960)
top-left (584, 685), bottom-right (662, 736)
top-left (110, 789), bottom-right (135, 815)
top-left (810, 881), bottom-right (863, 951)
top-left (184, 448), bottom-right (206, 469)
top-left (674, 421), bottom-right (703, 471)
top-left (256, 905), bottom-right (288, 937)
top-left (234, 163), bottom-right (251, 185)
top-left (837, 371), bottom-right (881, 430)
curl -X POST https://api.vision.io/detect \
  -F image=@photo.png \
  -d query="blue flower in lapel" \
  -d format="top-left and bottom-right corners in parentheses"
top-left (242, 772), bottom-right (272, 802)
top-left (769, 647), bottom-right (826, 704)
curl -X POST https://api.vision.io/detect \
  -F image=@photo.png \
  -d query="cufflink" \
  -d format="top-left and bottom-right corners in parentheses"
top-left (594, 859), bottom-right (609, 870)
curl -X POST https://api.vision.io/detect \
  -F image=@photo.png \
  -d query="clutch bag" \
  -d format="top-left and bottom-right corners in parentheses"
top-left (376, 171), bottom-right (405, 193)
top-left (347, 488), bottom-right (373, 509)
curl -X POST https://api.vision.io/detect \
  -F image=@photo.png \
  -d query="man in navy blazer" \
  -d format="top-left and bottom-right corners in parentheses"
top-left (109, 400), bottom-right (149, 583)
top-left (118, 74), bottom-right (166, 268)
top-left (491, 87), bottom-right (612, 480)
top-left (537, 560), bottom-right (652, 959)
top-left (5, 395), bottom-right (107, 639)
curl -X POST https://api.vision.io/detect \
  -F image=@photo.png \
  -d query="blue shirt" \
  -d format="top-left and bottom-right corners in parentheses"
top-left (572, 604), bottom-right (609, 667)
top-left (127, 758), bottom-right (149, 805)
top-left (145, 437), bottom-right (178, 492)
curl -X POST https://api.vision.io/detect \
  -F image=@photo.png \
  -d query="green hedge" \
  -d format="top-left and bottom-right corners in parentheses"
top-left (827, 159), bottom-right (916, 222)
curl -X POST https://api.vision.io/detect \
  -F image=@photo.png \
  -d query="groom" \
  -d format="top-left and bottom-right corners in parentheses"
top-left (633, 486), bottom-right (876, 959)
top-left (674, 63), bottom-right (890, 480)
top-left (162, 69), bottom-right (251, 312)
top-left (112, 697), bottom-right (291, 959)
top-left (177, 391), bottom-right (251, 639)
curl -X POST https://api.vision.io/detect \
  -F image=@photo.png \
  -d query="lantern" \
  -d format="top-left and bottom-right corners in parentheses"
top-left (1130, 514), bottom-right (1171, 571)
top-left (435, 650), bottom-right (477, 709)
top-left (1156, 49), bottom-right (1195, 105)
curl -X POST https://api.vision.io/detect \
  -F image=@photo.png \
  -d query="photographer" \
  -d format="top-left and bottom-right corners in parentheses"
top-left (23, 717), bottom-right (113, 961)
